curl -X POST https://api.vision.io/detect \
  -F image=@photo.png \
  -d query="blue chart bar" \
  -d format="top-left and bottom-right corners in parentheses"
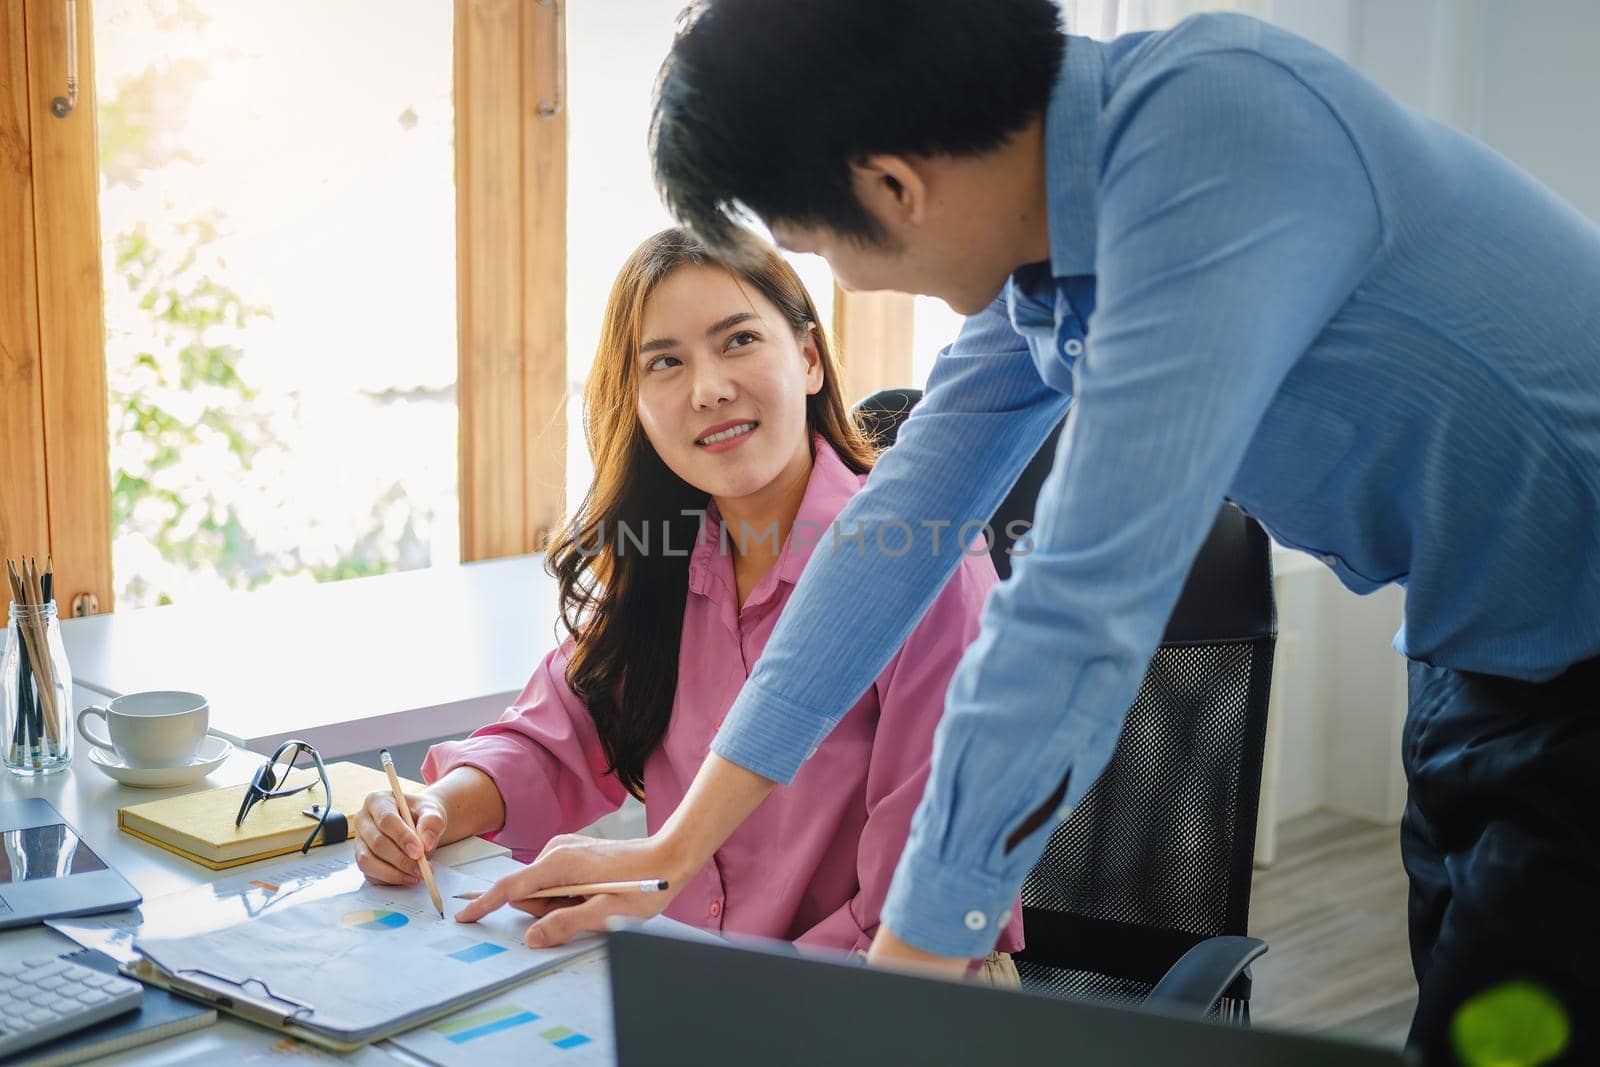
top-left (552, 1033), bottom-right (592, 1049)
top-left (448, 941), bottom-right (508, 964)
top-left (446, 1009), bottom-right (541, 1044)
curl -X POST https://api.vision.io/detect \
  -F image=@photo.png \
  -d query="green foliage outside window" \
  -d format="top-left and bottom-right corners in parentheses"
top-left (98, 2), bottom-right (445, 607)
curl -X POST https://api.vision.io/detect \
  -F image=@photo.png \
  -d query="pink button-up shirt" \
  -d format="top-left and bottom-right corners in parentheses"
top-left (424, 439), bottom-right (1025, 956)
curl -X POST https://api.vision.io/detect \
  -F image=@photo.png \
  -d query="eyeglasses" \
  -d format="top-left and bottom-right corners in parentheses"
top-left (234, 739), bottom-right (346, 854)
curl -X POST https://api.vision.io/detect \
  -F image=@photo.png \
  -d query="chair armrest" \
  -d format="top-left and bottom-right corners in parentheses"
top-left (1146, 935), bottom-right (1267, 1015)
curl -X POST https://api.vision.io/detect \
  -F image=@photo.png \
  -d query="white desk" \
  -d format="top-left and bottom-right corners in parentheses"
top-left (59, 556), bottom-right (559, 760)
top-left (0, 708), bottom-right (526, 1065)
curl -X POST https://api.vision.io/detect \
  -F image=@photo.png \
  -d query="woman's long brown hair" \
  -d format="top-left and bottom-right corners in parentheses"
top-left (547, 228), bottom-right (878, 798)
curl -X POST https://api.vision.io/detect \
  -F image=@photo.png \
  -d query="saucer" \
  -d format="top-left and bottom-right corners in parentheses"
top-left (87, 734), bottom-right (234, 788)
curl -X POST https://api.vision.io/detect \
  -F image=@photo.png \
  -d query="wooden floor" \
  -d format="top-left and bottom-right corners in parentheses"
top-left (1249, 810), bottom-right (1418, 1049)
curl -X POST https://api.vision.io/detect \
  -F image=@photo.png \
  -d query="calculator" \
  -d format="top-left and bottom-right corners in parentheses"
top-left (0, 953), bottom-right (143, 1059)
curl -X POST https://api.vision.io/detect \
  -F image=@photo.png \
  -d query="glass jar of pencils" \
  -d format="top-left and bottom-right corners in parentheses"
top-left (3, 600), bottom-right (74, 777)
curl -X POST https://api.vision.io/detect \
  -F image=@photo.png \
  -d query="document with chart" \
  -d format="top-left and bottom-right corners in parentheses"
top-left (123, 858), bottom-right (598, 1048)
top-left (389, 949), bottom-right (614, 1066)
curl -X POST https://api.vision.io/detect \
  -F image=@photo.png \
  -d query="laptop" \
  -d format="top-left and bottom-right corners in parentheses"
top-left (0, 798), bottom-right (141, 928)
top-left (607, 926), bottom-right (1412, 1066)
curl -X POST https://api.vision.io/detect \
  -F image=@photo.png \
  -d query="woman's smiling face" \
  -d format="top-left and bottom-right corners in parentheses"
top-left (633, 263), bottom-right (823, 501)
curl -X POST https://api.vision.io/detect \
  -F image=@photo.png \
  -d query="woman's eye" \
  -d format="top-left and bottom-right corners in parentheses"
top-left (646, 355), bottom-right (681, 373)
top-left (726, 330), bottom-right (759, 350)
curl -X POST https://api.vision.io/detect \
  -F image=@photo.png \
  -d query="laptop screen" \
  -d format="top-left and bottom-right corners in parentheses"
top-left (0, 824), bottom-right (110, 882)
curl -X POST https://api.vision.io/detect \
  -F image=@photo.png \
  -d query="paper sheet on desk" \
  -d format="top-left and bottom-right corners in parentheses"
top-left (132, 862), bottom-right (598, 1038)
top-left (48, 853), bottom-right (357, 965)
top-left (386, 917), bottom-right (717, 1067)
top-left (389, 951), bottom-right (614, 1066)
top-left (47, 838), bottom-right (511, 967)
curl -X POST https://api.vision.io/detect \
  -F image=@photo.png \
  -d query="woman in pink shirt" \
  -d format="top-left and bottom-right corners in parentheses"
top-left (353, 228), bottom-right (1023, 980)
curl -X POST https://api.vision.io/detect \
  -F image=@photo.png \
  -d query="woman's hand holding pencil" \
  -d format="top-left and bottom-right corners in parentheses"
top-left (381, 748), bottom-right (444, 917)
top-left (353, 782), bottom-right (449, 889)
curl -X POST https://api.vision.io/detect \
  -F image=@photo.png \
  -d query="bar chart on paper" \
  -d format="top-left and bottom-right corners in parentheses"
top-left (130, 862), bottom-right (598, 1038)
top-left (342, 909), bottom-right (410, 930)
top-left (427, 933), bottom-right (510, 964)
top-left (391, 952), bottom-right (613, 1066)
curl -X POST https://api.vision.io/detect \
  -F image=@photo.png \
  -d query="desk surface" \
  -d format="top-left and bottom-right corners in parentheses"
top-left (59, 555), bottom-right (559, 758)
top-left (0, 740), bottom-right (520, 1064)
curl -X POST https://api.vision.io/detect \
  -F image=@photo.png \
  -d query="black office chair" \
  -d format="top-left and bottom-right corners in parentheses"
top-left (853, 389), bottom-right (1276, 1022)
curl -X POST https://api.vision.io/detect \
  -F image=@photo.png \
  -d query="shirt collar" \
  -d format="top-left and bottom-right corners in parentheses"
top-left (1044, 35), bottom-right (1105, 279)
top-left (775, 435), bottom-right (863, 585)
top-left (688, 435), bottom-right (865, 600)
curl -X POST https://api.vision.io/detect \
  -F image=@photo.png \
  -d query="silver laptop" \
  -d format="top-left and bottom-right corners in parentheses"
top-left (0, 798), bottom-right (141, 928)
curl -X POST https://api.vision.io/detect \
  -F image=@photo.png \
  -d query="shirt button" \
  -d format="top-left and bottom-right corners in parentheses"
top-left (1061, 338), bottom-right (1084, 357)
top-left (964, 910), bottom-right (988, 932)
top-left (1321, 553), bottom-right (1340, 567)
top-left (709, 900), bottom-right (722, 919)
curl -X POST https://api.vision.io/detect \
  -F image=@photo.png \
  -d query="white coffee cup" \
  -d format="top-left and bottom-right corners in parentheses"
top-left (77, 690), bottom-right (211, 769)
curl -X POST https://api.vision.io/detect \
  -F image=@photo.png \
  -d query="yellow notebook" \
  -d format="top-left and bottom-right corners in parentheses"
top-left (118, 760), bottom-right (422, 870)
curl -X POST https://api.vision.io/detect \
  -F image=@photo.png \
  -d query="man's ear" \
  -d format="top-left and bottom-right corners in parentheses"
top-left (849, 154), bottom-right (928, 231)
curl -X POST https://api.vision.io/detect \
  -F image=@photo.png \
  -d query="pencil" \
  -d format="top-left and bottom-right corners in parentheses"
top-left (453, 879), bottom-right (670, 901)
top-left (379, 748), bottom-right (444, 918)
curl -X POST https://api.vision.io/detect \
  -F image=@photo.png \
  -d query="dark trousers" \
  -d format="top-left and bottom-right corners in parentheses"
top-left (1402, 656), bottom-right (1600, 1066)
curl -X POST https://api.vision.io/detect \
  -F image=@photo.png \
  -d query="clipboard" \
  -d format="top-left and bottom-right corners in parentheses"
top-left (111, 856), bottom-right (601, 1051)
top-left (122, 945), bottom-right (604, 1053)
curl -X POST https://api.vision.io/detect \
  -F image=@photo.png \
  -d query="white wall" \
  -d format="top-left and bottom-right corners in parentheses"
top-left (1259, 558), bottom-right (1410, 829)
top-left (1268, 0), bottom-right (1600, 222)
top-left (1476, 3), bottom-right (1600, 223)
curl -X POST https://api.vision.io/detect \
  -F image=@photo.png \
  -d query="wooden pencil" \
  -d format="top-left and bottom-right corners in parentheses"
top-left (380, 748), bottom-right (444, 917)
top-left (5, 561), bottom-right (22, 765)
top-left (22, 559), bottom-right (60, 747)
top-left (5, 560), bottom-right (40, 760)
top-left (8, 559), bottom-right (59, 751)
top-left (453, 879), bottom-right (671, 901)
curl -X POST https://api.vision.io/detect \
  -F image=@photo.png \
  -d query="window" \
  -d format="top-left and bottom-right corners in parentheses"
top-left (95, 0), bottom-right (457, 607)
top-left (912, 296), bottom-right (968, 390)
top-left (565, 0), bottom-right (834, 497)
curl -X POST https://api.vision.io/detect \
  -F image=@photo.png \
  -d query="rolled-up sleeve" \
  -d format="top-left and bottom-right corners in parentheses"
top-left (423, 643), bottom-right (628, 859)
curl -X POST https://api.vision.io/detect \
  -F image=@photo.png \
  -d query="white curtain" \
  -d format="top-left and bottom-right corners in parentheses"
top-left (1059, 0), bottom-right (1269, 38)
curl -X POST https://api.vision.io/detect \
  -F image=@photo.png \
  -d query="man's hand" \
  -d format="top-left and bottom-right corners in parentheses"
top-left (866, 925), bottom-right (971, 981)
top-left (453, 753), bottom-right (776, 948)
top-left (453, 833), bottom-right (696, 948)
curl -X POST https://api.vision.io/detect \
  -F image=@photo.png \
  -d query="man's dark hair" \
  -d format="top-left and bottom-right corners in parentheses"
top-left (651, 0), bottom-right (1066, 252)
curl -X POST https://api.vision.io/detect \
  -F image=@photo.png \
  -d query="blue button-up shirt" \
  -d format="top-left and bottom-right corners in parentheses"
top-left (714, 13), bottom-right (1600, 958)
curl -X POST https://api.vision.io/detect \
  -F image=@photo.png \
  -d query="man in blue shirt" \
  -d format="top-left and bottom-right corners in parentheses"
top-left (460, 2), bottom-right (1600, 1059)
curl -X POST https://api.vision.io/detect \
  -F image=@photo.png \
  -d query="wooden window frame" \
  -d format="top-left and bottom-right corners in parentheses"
top-left (0, 0), bottom-right (114, 616)
top-left (2, 0), bottom-right (570, 613)
top-left (832, 286), bottom-right (916, 405)
top-left (456, 0), bottom-right (569, 561)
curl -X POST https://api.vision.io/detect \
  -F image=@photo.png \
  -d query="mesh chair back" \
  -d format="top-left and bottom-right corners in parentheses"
top-left (853, 387), bottom-right (1064, 582)
top-left (852, 389), bottom-right (1276, 1006)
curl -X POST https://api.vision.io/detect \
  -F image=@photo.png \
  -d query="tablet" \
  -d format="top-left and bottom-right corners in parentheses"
top-left (0, 798), bottom-right (141, 928)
